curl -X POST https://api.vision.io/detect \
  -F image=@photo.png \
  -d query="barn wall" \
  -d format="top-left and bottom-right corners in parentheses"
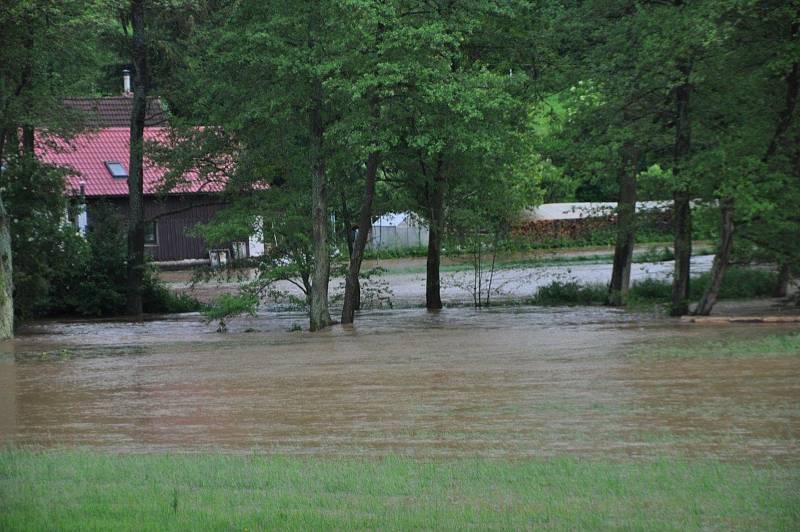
top-left (86, 194), bottom-right (234, 261)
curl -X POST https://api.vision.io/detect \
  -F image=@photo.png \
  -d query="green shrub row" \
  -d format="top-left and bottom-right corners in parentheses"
top-left (529, 267), bottom-right (777, 306)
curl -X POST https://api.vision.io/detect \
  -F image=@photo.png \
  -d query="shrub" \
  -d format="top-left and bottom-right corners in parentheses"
top-left (143, 280), bottom-right (204, 314)
top-left (528, 281), bottom-right (607, 305)
top-left (0, 158), bottom-right (201, 320)
top-left (529, 267), bottom-right (777, 307)
top-left (1, 156), bottom-right (92, 319)
top-left (363, 246), bottom-right (428, 260)
top-left (690, 267), bottom-right (776, 300)
top-left (628, 278), bottom-right (673, 302)
top-left (202, 292), bottom-right (259, 332)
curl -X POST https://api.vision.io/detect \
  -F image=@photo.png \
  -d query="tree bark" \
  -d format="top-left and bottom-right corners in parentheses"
top-left (425, 164), bottom-right (445, 310)
top-left (694, 198), bottom-right (734, 316)
top-left (607, 145), bottom-right (637, 306)
top-left (0, 130), bottom-right (10, 338)
top-left (341, 151), bottom-right (380, 324)
top-left (0, 191), bottom-right (13, 340)
top-left (126, 0), bottom-right (148, 317)
top-left (774, 263), bottom-right (791, 298)
top-left (308, 73), bottom-right (332, 331)
top-left (670, 65), bottom-right (693, 316)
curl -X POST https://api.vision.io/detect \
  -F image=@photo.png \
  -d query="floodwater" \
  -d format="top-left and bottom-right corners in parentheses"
top-left (1, 306), bottom-right (798, 462)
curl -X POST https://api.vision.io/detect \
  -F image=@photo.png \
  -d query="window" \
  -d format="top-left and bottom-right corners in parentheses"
top-left (104, 161), bottom-right (128, 178)
top-left (144, 221), bottom-right (158, 245)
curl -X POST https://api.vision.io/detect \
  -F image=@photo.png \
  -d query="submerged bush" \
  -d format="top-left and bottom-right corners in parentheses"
top-left (202, 292), bottom-right (259, 332)
top-left (627, 278), bottom-right (673, 302)
top-left (691, 267), bottom-right (776, 300)
top-left (530, 267), bottom-right (778, 307)
top-left (143, 281), bottom-right (204, 314)
top-left (528, 281), bottom-right (607, 305)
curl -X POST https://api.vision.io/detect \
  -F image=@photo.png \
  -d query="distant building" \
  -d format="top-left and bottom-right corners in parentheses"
top-left (37, 87), bottom-right (258, 263)
top-left (369, 212), bottom-right (429, 250)
top-left (516, 201), bottom-right (672, 242)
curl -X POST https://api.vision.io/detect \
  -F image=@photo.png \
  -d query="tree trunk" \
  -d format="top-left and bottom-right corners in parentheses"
top-left (308, 73), bottom-right (332, 331)
top-left (22, 126), bottom-right (34, 155)
top-left (774, 263), bottom-right (791, 298)
top-left (671, 191), bottom-right (692, 316)
top-left (126, 0), bottom-right (148, 317)
top-left (0, 191), bottom-right (13, 340)
top-left (426, 167), bottom-right (445, 310)
top-left (670, 65), bottom-right (693, 317)
top-left (607, 147), bottom-right (637, 306)
top-left (341, 151), bottom-right (380, 324)
top-left (694, 198), bottom-right (734, 316)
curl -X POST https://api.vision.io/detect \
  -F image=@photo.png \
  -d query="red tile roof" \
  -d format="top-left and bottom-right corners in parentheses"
top-left (64, 97), bottom-right (168, 128)
top-left (37, 127), bottom-right (227, 197)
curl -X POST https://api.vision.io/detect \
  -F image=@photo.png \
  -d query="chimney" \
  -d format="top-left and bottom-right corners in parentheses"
top-left (123, 68), bottom-right (132, 95)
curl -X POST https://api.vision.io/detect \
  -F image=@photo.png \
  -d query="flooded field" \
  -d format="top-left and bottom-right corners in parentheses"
top-left (1, 306), bottom-right (798, 462)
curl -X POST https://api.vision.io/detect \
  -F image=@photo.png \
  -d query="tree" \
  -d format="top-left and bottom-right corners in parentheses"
top-left (0, 0), bottom-right (109, 337)
top-left (692, 0), bottom-right (799, 315)
top-left (384, 0), bottom-right (530, 310)
top-left (161, 1), bottom-right (399, 330)
top-left (124, 0), bottom-right (150, 316)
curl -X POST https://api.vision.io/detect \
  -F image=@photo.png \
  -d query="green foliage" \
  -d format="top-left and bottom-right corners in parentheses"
top-left (692, 267), bottom-right (776, 301)
top-left (529, 281), bottom-right (608, 306)
top-left (363, 246), bottom-right (429, 260)
top-left (529, 267), bottom-right (777, 307)
top-left (66, 204), bottom-right (202, 317)
top-left (1, 157), bottom-right (90, 319)
top-left (202, 292), bottom-right (258, 333)
top-left (142, 283), bottom-right (204, 315)
top-left (0, 160), bottom-right (199, 319)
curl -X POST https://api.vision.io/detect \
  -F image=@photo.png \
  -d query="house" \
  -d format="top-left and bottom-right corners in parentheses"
top-left (37, 89), bottom-right (259, 264)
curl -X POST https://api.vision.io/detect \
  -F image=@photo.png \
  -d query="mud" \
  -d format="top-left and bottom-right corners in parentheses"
top-left (1, 307), bottom-right (798, 461)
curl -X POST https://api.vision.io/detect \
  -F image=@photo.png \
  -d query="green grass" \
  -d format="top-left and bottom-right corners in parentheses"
top-left (630, 333), bottom-right (800, 359)
top-left (1, 450), bottom-right (798, 530)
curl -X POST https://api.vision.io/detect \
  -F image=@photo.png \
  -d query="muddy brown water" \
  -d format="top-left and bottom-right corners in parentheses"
top-left (1, 307), bottom-right (798, 461)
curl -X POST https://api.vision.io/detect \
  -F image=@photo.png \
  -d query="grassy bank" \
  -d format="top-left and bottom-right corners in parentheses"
top-left (1, 450), bottom-right (798, 530)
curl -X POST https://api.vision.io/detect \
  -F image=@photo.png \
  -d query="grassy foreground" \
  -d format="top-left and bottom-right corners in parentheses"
top-left (1, 450), bottom-right (798, 530)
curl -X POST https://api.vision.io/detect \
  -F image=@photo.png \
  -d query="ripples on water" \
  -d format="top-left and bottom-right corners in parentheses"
top-left (1, 306), bottom-right (798, 462)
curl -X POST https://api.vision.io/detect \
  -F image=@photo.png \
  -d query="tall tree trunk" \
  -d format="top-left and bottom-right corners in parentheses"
top-left (0, 190), bottom-right (12, 340)
top-left (308, 73), bottom-right (332, 331)
top-left (607, 145), bottom-right (637, 306)
top-left (426, 165), bottom-right (445, 310)
top-left (670, 64), bottom-right (693, 317)
top-left (126, 0), bottom-right (148, 317)
top-left (341, 152), bottom-right (380, 324)
top-left (694, 198), bottom-right (734, 316)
